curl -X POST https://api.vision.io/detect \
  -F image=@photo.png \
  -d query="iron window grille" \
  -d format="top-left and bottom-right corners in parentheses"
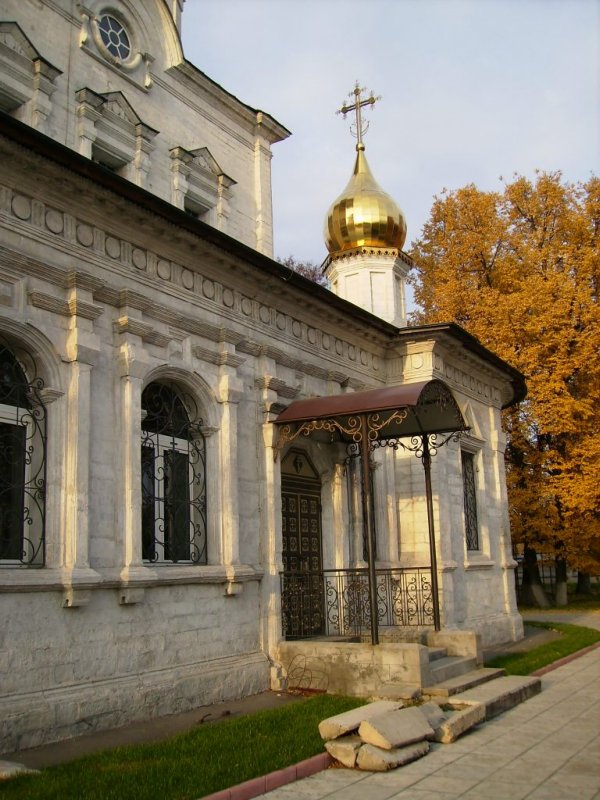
top-left (141, 382), bottom-right (207, 564)
top-left (461, 450), bottom-right (480, 551)
top-left (0, 345), bottom-right (46, 566)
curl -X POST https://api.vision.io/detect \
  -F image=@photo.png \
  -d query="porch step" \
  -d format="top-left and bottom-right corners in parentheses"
top-left (444, 674), bottom-right (542, 719)
top-left (423, 667), bottom-right (506, 697)
top-left (428, 655), bottom-right (478, 684)
top-left (426, 647), bottom-right (448, 663)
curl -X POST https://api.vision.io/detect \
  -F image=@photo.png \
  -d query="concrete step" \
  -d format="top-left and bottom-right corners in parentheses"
top-left (423, 667), bottom-right (506, 697)
top-left (444, 674), bottom-right (542, 720)
top-left (427, 647), bottom-right (448, 663)
top-left (428, 655), bottom-right (478, 683)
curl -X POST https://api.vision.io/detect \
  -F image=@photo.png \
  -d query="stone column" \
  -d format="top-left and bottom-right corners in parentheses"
top-left (253, 114), bottom-right (274, 257)
top-left (216, 174), bottom-right (234, 233)
top-left (169, 147), bottom-right (193, 210)
top-left (30, 59), bottom-right (60, 134)
top-left (117, 335), bottom-right (151, 588)
top-left (75, 89), bottom-right (103, 158)
top-left (61, 279), bottom-right (103, 605)
top-left (133, 124), bottom-right (157, 188)
top-left (330, 460), bottom-right (350, 568)
top-left (260, 412), bottom-right (284, 687)
top-left (217, 368), bottom-right (243, 567)
top-left (379, 447), bottom-right (401, 564)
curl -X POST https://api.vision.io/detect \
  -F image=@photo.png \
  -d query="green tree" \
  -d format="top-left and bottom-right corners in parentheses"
top-left (409, 172), bottom-right (600, 602)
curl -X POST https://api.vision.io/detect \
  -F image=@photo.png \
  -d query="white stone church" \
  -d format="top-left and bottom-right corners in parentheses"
top-left (0, 0), bottom-right (525, 751)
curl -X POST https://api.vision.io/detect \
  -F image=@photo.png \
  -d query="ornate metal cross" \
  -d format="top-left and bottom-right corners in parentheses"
top-left (336, 82), bottom-right (381, 148)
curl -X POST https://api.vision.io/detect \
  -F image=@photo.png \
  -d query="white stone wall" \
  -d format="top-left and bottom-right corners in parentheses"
top-left (326, 251), bottom-right (410, 327)
top-left (0, 0), bottom-right (288, 256)
top-left (385, 339), bottom-right (523, 647)
top-left (0, 130), bottom-right (395, 748)
top-left (0, 584), bottom-right (267, 750)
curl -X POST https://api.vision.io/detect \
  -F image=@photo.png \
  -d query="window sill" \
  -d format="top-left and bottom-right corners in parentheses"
top-left (0, 564), bottom-right (264, 593)
top-left (464, 557), bottom-right (496, 570)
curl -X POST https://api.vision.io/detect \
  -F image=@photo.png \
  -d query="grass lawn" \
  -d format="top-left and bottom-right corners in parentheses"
top-left (0, 694), bottom-right (364, 800)
top-left (485, 621), bottom-right (600, 675)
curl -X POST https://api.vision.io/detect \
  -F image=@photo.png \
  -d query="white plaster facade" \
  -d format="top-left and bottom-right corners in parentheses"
top-left (325, 249), bottom-right (412, 328)
top-left (0, 0), bottom-right (524, 753)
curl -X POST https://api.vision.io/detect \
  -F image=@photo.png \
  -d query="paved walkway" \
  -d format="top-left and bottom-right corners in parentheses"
top-left (262, 615), bottom-right (600, 800)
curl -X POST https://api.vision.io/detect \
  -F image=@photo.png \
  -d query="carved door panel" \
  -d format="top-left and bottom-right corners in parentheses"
top-left (282, 490), bottom-right (322, 573)
top-left (281, 450), bottom-right (324, 638)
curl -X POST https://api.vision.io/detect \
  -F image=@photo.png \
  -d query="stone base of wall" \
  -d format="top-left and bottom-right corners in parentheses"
top-left (464, 612), bottom-right (524, 648)
top-left (277, 641), bottom-right (430, 697)
top-left (1, 651), bottom-right (269, 753)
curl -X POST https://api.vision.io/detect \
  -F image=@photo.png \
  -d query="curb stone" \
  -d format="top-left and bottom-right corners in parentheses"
top-left (200, 753), bottom-right (332, 800)
top-left (531, 640), bottom-right (600, 676)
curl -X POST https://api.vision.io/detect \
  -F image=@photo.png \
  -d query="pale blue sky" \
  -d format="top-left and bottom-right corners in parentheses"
top-left (181, 0), bottom-right (599, 266)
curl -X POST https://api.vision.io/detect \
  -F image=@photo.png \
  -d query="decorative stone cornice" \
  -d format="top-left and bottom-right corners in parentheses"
top-left (254, 376), bottom-right (299, 400)
top-left (115, 316), bottom-right (171, 348)
top-left (0, 171), bottom-right (386, 380)
top-left (191, 344), bottom-right (246, 368)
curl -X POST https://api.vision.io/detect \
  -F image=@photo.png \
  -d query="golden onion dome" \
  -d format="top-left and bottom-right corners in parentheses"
top-left (324, 144), bottom-right (407, 254)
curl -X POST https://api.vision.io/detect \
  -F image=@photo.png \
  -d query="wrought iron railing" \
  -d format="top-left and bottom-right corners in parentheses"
top-left (280, 567), bottom-right (434, 640)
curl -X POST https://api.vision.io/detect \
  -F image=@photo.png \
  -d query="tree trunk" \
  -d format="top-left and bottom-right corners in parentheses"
top-left (519, 545), bottom-right (550, 607)
top-left (554, 557), bottom-right (568, 606)
top-left (576, 572), bottom-right (592, 594)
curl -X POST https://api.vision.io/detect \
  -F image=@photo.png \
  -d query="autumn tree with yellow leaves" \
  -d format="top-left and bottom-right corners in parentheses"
top-left (409, 172), bottom-right (599, 603)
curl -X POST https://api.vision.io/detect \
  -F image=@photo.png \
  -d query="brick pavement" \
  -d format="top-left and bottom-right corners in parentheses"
top-left (262, 643), bottom-right (600, 800)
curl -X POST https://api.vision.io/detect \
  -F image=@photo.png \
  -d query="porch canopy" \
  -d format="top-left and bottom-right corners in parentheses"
top-left (275, 379), bottom-right (467, 449)
top-left (274, 379), bottom-right (468, 644)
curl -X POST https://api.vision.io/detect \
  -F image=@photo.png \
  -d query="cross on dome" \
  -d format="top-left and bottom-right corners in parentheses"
top-left (336, 82), bottom-right (382, 151)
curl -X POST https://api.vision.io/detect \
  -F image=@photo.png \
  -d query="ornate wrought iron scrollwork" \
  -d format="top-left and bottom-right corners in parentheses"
top-left (280, 567), bottom-right (434, 639)
top-left (418, 379), bottom-right (466, 422)
top-left (276, 415), bottom-right (364, 453)
top-left (366, 408), bottom-right (409, 441)
top-left (141, 382), bottom-right (207, 564)
top-left (0, 344), bottom-right (47, 566)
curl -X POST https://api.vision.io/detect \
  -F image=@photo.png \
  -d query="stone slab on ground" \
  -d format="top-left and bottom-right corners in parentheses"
top-left (418, 701), bottom-right (447, 736)
top-left (423, 667), bottom-right (506, 697)
top-left (324, 735), bottom-right (363, 768)
top-left (0, 760), bottom-right (38, 778)
top-left (356, 740), bottom-right (430, 771)
top-left (433, 702), bottom-right (486, 743)
top-left (445, 674), bottom-right (541, 719)
top-left (358, 706), bottom-right (434, 749)
top-left (318, 700), bottom-right (402, 741)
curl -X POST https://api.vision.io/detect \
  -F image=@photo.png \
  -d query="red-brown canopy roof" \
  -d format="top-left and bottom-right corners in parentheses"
top-left (275, 379), bottom-right (467, 447)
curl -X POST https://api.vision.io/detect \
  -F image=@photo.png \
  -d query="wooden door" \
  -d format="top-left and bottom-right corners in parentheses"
top-left (280, 450), bottom-right (324, 637)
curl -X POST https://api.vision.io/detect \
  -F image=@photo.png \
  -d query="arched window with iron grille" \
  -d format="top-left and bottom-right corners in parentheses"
top-left (140, 382), bottom-right (207, 564)
top-left (0, 344), bottom-right (46, 565)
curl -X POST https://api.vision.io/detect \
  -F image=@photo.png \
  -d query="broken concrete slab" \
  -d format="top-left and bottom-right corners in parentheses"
top-left (424, 667), bottom-right (506, 697)
top-left (445, 675), bottom-right (542, 720)
top-left (356, 740), bottom-right (430, 771)
top-left (318, 700), bottom-right (403, 741)
top-left (324, 734), bottom-right (363, 768)
top-left (358, 706), bottom-right (434, 749)
top-left (434, 703), bottom-right (486, 743)
top-left (418, 701), bottom-right (447, 737)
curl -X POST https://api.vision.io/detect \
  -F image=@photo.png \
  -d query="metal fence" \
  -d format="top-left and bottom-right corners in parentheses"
top-left (280, 567), bottom-right (434, 640)
top-left (515, 554), bottom-right (556, 602)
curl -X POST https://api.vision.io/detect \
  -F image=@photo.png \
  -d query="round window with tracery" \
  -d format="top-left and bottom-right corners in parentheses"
top-left (98, 14), bottom-right (131, 61)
